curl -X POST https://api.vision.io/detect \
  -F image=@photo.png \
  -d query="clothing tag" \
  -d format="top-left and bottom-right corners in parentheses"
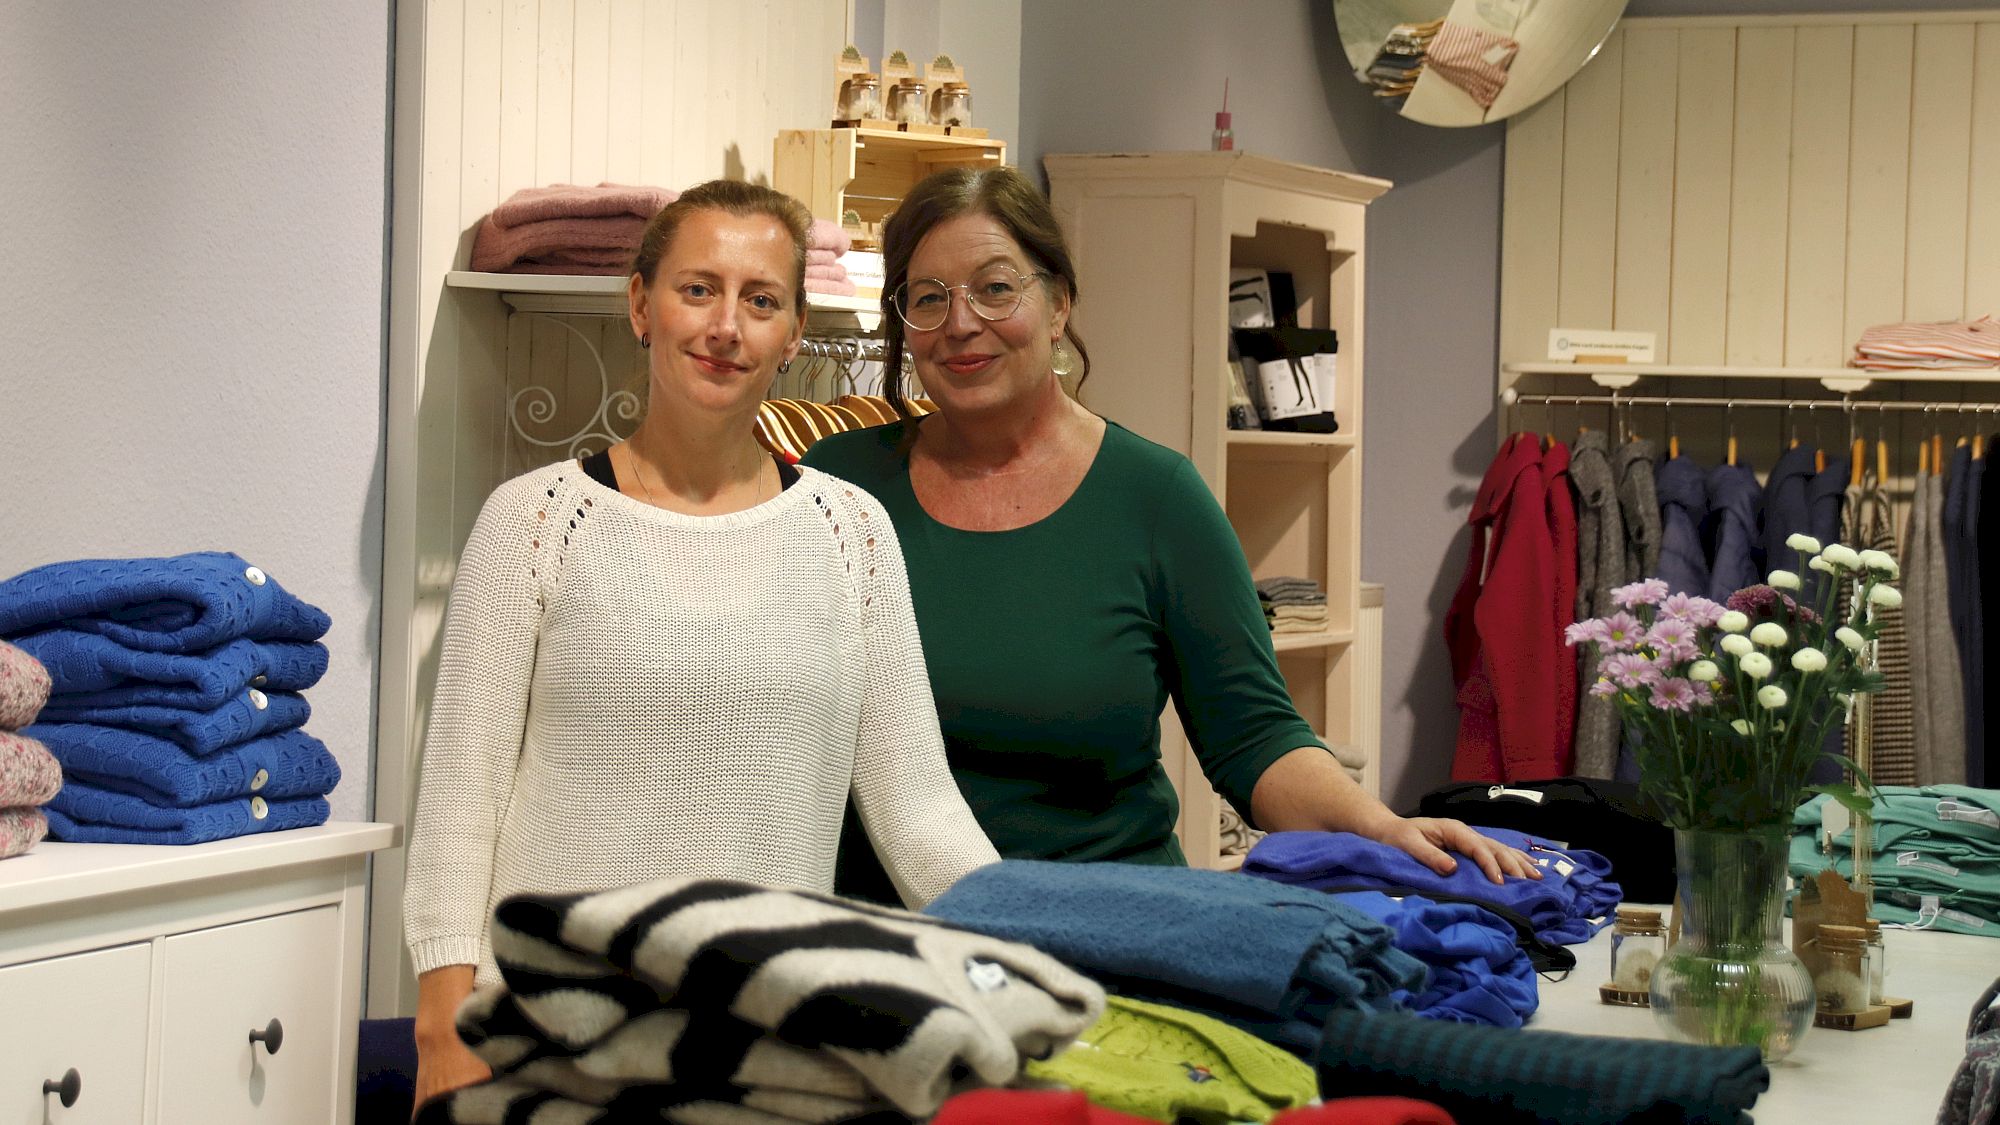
top-left (1487, 785), bottom-right (1546, 804)
top-left (964, 958), bottom-right (1010, 993)
top-left (1940, 907), bottom-right (1988, 928)
top-left (1553, 859), bottom-right (1575, 878)
top-left (1182, 1063), bottom-right (1217, 1084)
top-left (1937, 800), bottom-right (2000, 829)
top-left (1896, 851), bottom-right (1961, 876)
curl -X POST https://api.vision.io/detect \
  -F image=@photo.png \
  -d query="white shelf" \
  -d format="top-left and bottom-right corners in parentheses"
top-left (445, 271), bottom-right (881, 320)
top-left (1503, 361), bottom-right (2000, 394)
top-left (1226, 430), bottom-right (1356, 448)
top-left (1271, 629), bottom-right (1354, 653)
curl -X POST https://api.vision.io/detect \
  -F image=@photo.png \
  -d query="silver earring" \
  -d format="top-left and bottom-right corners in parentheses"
top-left (640, 334), bottom-right (651, 350)
top-left (779, 359), bottom-right (793, 374)
top-left (1050, 338), bottom-right (1075, 377)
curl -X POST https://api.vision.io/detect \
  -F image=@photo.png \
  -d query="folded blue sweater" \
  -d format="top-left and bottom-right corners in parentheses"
top-left (11, 631), bottom-right (327, 710)
top-left (44, 780), bottom-right (328, 844)
top-left (28, 722), bottom-right (339, 807)
top-left (0, 552), bottom-right (330, 653)
top-left (1334, 891), bottom-right (1538, 1029)
top-left (1245, 827), bottom-right (1620, 946)
top-left (923, 860), bottom-right (1428, 1056)
top-left (35, 691), bottom-right (310, 754)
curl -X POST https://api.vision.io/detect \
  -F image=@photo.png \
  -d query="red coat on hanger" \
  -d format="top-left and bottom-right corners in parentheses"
top-left (1444, 433), bottom-right (1574, 781)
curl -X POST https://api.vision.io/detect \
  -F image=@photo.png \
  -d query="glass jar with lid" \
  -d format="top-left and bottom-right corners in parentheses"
top-left (837, 73), bottom-right (881, 121)
top-left (1610, 905), bottom-right (1667, 993)
top-left (1862, 918), bottom-right (1888, 1005)
top-left (1808, 924), bottom-right (1872, 1014)
top-left (886, 80), bottom-right (927, 125)
top-left (929, 82), bottom-right (973, 127)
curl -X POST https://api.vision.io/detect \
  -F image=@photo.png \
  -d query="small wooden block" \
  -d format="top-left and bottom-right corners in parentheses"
top-left (856, 118), bottom-right (899, 132)
top-left (1599, 984), bottom-right (1652, 1008)
top-left (1886, 996), bottom-right (1915, 1018)
top-left (898, 122), bottom-right (948, 135)
top-left (1814, 1002), bottom-right (1893, 1031)
top-left (944, 125), bottom-right (989, 138)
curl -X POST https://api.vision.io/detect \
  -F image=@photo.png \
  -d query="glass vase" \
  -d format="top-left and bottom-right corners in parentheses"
top-left (1649, 827), bottom-right (1816, 1061)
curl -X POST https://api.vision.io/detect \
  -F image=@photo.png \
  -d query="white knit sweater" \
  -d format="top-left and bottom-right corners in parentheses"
top-left (402, 461), bottom-right (998, 985)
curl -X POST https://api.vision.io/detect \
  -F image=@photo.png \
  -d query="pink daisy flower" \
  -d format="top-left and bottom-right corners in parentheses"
top-left (1588, 678), bottom-right (1621, 698)
top-left (1565, 620), bottom-right (1608, 647)
top-left (1660, 593), bottom-right (1726, 627)
top-left (1603, 651), bottom-right (1665, 689)
top-left (1644, 619), bottom-right (1701, 663)
top-left (1651, 677), bottom-right (1700, 712)
top-left (1611, 578), bottom-right (1671, 609)
top-left (1600, 612), bottom-right (1645, 650)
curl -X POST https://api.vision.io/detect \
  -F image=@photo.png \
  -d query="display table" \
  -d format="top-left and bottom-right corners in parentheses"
top-left (1533, 910), bottom-right (1993, 1123)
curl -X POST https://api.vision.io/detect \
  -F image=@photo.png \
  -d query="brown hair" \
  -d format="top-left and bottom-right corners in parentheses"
top-left (631, 179), bottom-right (813, 315)
top-left (877, 166), bottom-right (1090, 419)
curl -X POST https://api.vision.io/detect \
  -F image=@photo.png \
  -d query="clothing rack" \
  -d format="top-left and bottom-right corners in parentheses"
top-left (1499, 388), bottom-right (2000, 414)
top-left (797, 337), bottom-right (889, 363)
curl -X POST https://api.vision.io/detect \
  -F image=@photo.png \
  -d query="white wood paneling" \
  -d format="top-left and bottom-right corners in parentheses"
top-left (1723, 27), bottom-right (1791, 366)
top-left (1843, 24), bottom-right (1915, 349)
top-left (1973, 24), bottom-right (2000, 320)
top-left (535, 0), bottom-right (575, 186)
top-left (1785, 25), bottom-right (1854, 367)
top-left (1503, 12), bottom-right (2000, 375)
top-left (1558, 31), bottom-right (1622, 333)
top-left (1667, 27), bottom-right (1734, 366)
top-left (1612, 26), bottom-right (1676, 342)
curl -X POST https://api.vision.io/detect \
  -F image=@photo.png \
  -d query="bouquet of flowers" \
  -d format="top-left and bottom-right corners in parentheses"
top-left (1567, 535), bottom-right (1898, 831)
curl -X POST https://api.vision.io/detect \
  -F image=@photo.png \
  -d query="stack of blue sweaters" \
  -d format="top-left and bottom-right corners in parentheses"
top-left (0, 552), bottom-right (339, 844)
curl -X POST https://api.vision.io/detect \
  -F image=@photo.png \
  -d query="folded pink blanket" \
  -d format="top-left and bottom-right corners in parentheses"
top-left (805, 277), bottom-right (859, 297)
top-left (471, 215), bottom-right (649, 273)
top-left (0, 806), bottom-right (48, 859)
top-left (0, 730), bottom-right (60, 807)
top-left (807, 248), bottom-right (842, 266)
top-left (0, 640), bottom-right (49, 730)
top-left (490, 183), bottom-right (677, 228)
top-left (805, 263), bottom-right (852, 282)
top-left (810, 219), bottom-right (852, 254)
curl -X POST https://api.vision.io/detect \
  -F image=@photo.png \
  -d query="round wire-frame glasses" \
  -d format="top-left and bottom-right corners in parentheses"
top-left (892, 266), bottom-right (1050, 332)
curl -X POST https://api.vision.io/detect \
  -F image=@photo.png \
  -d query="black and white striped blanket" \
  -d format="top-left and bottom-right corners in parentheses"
top-left (415, 877), bottom-right (1105, 1125)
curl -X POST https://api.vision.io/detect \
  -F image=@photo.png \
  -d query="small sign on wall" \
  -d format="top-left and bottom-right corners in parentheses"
top-left (1549, 328), bottom-right (1656, 363)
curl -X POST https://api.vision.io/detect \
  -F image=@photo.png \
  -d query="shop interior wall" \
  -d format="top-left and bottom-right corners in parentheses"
top-left (1017, 0), bottom-right (1992, 811)
top-left (0, 2), bottom-right (393, 822)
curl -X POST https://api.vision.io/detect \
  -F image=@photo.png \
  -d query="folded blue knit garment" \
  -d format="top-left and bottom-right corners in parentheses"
top-left (28, 722), bottom-right (339, 807)
top-left (44, 780), bottom-right (328, 844)
top-left (1334, 891), bottom-right (1538, 1029)
top-left (35, 690), bottom-right (310, 754)
top-left (923, 860), bottom-right (1428, 1056)
top-left (11, 631), bottom-right (327, 710)
top-left (0, 551), bottom-right (330, 653)
top-left (1244, 827), bottom-right (1620, 946)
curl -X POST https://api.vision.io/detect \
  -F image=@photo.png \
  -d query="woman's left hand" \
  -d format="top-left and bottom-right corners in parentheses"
top-left (1363, 815), bottom-right (1541, 884)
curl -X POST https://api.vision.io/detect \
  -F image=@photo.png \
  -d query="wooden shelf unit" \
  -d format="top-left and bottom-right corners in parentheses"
top-left (773, 127), bottom-right (1006, 226)
top-left (1046, 151), bottom-right (1388, 868)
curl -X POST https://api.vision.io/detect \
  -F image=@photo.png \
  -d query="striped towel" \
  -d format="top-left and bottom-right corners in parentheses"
top-left (1854, 317), bottom-right (2000, 370)
top-left (1426, 22), bottom-right (1519, 109)
top-left (417, 878), bottom-right (1104, 1124)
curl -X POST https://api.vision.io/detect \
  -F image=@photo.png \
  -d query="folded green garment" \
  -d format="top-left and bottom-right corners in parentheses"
top-left (1027, 995), bottom-right (1315, 1123)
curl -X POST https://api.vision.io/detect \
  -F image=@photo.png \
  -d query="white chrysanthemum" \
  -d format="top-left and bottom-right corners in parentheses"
top-left (1792, 647), bottom-right (1827, 673)
top-left (1718, 610), bottom-right (1750, 633)
top-left (1689, 660), bottom-right (1720, 683)
top-left (1739, 652), bottom-right (1774, 679)
top-left (1750, 622), bottom-right (1789, 647)
top-left (1868, 585), bottom-right (1903, 609)
top-left (1768, 569), bottom-right (1801, 590)
top-left (1809, 556), bottom-right (1835, 574)
top-left (1786, 533), bottom-right (1823, 555)
top-left (1758, 685), bottom-right (1789, 709)
top-left (1858, 549), bottom-right (1899, 577)
top-left (1822, 544), bottom-right (1862, 569)
top-left (1835, 626), bottom-right (1865, 652)
top-left (1720, 634), bottom-right (1756, 657)
top-left (1730, 719), bottom-right (1753, 735)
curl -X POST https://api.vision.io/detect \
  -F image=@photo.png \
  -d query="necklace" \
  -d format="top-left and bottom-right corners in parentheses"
top-left (621, 441), bottom-right (771, 512)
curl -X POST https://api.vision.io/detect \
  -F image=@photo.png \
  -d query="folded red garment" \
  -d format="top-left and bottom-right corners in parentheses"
top-left (489, 182), bottom-right (676, 228)
top-left (932, 1089), bottom-right (1157, 1124)
top-left (471, 215), bottom-right (648, 272)
top-left (1276, 1097), bottom-right (1458, 1124)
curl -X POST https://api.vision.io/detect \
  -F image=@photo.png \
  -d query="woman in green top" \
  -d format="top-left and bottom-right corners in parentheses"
top-left (804, 166), bottom-right (1535, 899)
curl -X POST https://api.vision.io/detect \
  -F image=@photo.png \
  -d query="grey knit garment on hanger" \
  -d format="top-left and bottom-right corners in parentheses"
top-left (1614, 438), bottom-right (1662, 583)
top-left (1842, 478), bottom-right (1915, 787)
top-left (1569, 430), bottom-right (1626, 779)
top-left (1905, 471), bottom-right (1968, 784)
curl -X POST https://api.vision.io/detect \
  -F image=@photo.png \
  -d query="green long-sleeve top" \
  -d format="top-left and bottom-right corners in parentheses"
top-left (802, 419), bottom-right (1324, 893)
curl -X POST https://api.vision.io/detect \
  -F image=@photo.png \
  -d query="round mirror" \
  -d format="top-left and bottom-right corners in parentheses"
top-left (1333, 0), bottom-right (1627, 127)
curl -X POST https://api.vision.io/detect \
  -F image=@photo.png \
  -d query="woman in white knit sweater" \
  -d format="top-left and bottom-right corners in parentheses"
top-left (401, 181), bottom-right (1000, 1108)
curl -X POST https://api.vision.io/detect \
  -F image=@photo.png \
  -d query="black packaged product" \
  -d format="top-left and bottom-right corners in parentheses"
top-left (1232, 327), bottom-right (1339, 434)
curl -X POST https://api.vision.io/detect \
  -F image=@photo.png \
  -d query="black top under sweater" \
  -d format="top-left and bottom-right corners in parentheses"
top-left (579, 449), bottom-right (800, 492)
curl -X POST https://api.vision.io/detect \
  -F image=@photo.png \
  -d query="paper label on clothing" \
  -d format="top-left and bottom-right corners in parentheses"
top-left (1896, 851), bottom-right (1961, 876)
top-left (964, 958), bottom-right (1010, 992)
top-left (1251, 354), bottom-right (1335, 421)
top-left (1940, 907), bottom-right (1988, 928)
top-left (1554, 859), bottom-right (1575, 878)
top-left (1937, 800), bottom-right (2000, 829)
top-left (1487, 785), bottom-right (1547, 804)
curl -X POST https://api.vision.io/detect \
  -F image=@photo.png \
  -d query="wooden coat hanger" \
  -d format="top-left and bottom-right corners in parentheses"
top-left (1848, 437), bottom-right (1865, 488)
top-left (1918, 436), bottom-right (1931, 477)
top-left (1725, 400), bottom-right (1739, 466)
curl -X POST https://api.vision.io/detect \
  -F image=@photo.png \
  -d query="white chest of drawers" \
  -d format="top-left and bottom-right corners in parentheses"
top-left (0, 823), bottom-right (394, 1124)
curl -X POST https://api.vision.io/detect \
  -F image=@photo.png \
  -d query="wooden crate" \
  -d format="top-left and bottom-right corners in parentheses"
top-left (773, 127), bottom-right (1007, 227)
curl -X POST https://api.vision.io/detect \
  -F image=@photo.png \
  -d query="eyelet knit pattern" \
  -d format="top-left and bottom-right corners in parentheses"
top-left (403, 462), bottom-right (998, 986)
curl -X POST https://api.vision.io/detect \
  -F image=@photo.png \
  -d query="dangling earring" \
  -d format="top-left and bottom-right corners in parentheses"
top-left (640, 334), bottom-right (651, 350)
top-left (778, 359), bottom-right (793, 374)
top-left (1050, 337), bottom-right (1075, 377)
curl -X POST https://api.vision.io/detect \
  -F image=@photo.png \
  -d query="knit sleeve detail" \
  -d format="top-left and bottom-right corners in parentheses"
top-left (818, 475), bottom-right (999, 906)
top-left (403, 469), bottom-right (555, 975)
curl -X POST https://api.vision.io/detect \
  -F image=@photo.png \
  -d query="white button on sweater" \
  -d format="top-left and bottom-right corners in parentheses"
top-left (403, 462), bottom-right (999, 986)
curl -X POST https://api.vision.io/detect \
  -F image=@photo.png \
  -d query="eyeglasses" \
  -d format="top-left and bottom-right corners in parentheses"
top-left (892, 266), bottom-right (1049, 332)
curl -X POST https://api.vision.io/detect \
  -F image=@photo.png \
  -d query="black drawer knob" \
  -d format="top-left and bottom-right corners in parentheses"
top-left (42, 1068), bottom-right (81, 1107)
top-left (249, 1017), bottom-right (284, 1055)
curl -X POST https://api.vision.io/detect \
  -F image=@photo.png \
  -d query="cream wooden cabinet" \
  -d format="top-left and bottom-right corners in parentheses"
top-left (0, 823), bottom-right (393, 1124)
top-left (1046, 152), bottom-right (1388, 868)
